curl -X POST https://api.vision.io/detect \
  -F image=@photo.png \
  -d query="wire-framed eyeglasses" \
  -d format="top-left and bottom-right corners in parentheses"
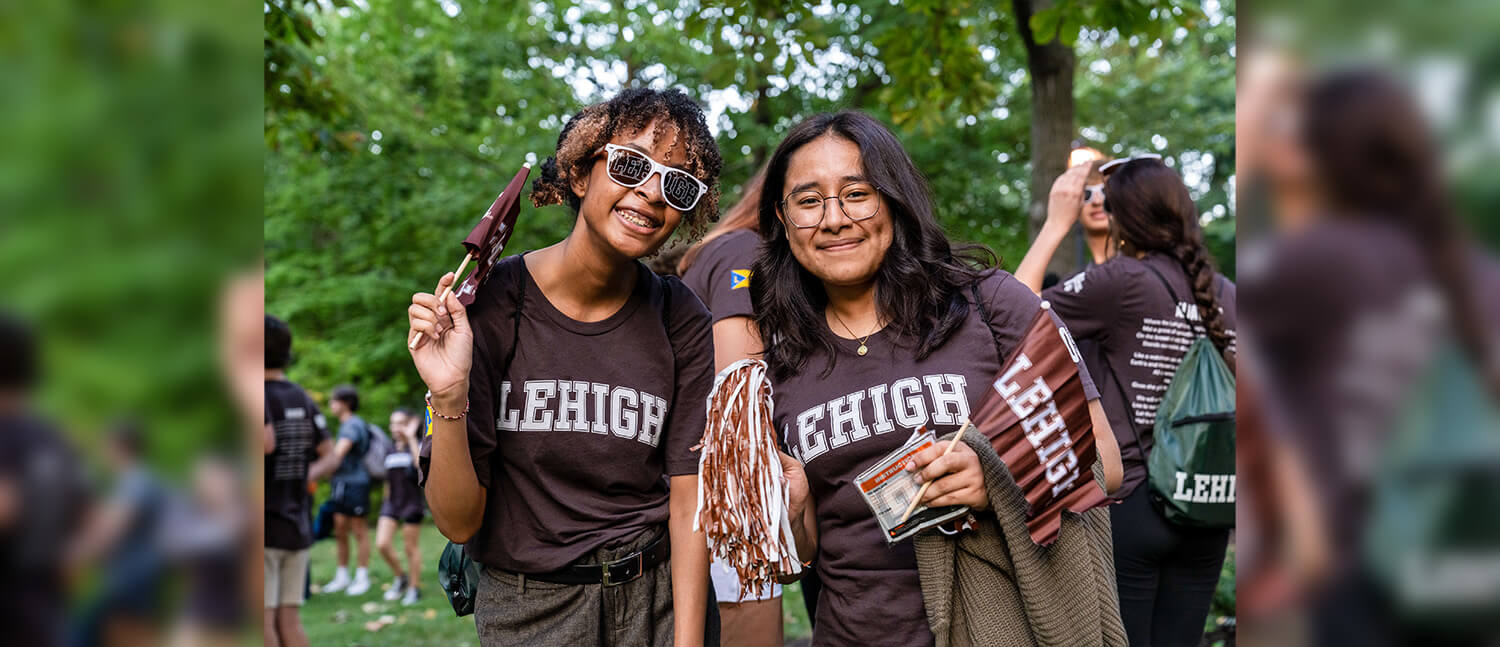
top-left (777, 182), bottom-right (883, 229)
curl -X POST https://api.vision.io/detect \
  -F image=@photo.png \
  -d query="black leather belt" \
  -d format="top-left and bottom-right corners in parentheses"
top-left (525, 533), bottom-right (670, 587)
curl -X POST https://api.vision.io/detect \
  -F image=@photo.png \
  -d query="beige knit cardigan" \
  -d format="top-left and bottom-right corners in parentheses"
top-left (915, 431), bottom-right (1128, 647)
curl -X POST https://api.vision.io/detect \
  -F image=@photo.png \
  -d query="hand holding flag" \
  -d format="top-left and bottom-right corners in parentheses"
top-left (968, 302), bottom-right (1110, 546)
top-left (408, 161), bottom-right (531, 350)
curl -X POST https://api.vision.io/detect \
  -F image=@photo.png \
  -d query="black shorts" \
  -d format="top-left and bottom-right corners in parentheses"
top-left (379, 503), bottom-right (424, 524)
top-left (330, 480), bottom-right (371, 517)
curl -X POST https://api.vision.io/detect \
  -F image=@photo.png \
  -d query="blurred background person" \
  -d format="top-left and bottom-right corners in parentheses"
top-left (321, 385), bottom-right (375, 597)
top-left (679, 165), bottom-right (786, 647)
top-left (1239, 66), bottom-right (1500, 646)
top-left (374, 407), bottom-right (425, 606)
top-left (67, 421), bottom-right (171, 647)
top-left (1068, 145), bottom-right (1115, 268)
top-left (0, 312), bottom-right (91, 647)
top-left (264, 315), bottom-right (336, 647)
top-left (163, 455), bottom-right (248, 647)
top-left (1017, 155), bottom-right (1238, 647)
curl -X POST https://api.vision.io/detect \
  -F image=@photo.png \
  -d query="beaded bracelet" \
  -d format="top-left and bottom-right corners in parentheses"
top-left (425, 392), bottom-right (469, 421)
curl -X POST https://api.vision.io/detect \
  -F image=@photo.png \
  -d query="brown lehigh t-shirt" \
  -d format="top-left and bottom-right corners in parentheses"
top-left (1044, 252), bottom-right (1237, 499)
top-left (264, 379), bottom-right (330, 550)
top-left (770, 270), bottom-right (1099, 647)
top-left (681, 229), bottom-right (759, 323)
top-left (458, 254), bottom-right (714, 573)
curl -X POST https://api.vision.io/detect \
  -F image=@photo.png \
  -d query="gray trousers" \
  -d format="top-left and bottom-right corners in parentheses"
top-left (475, 529), bottom-right (720, 646)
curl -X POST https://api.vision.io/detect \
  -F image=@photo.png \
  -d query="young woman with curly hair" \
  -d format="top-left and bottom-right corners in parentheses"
top-left (407, 87), bottom-right (724, 646)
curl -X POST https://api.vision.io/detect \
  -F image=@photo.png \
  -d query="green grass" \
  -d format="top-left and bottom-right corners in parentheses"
top-left (298, 523), bottom-right (1231, 645)
top-left (299, 521), bottom-right (815, 645)
top-left (302, 522), bottom-right (477, 646)
top-left (781, 580), bottom-right (813, 641)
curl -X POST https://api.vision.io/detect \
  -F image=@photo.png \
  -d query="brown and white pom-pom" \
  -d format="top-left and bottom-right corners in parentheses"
top-left (694, 358), bottom-right (801, 598)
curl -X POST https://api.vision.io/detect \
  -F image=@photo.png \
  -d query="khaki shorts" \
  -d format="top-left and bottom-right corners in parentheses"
top-left (264, 547), bottom-right (311, 608)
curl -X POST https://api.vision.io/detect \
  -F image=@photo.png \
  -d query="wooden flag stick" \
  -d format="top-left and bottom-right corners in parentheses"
top-left (899, 420), bottom-right (972, 523)
top-left (408, 251), bottom-right (473, 350)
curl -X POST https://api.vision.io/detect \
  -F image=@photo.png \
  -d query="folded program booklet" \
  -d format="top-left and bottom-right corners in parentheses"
top-left (854, 429), bottom-right (970, 543)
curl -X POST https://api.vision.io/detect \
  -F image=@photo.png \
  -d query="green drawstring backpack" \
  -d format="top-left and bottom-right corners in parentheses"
top-left (1110, 265), bottom-right (1237, 528)
top-left (1365, 341), bottom-right (1500, 633)
top-left (1145, 333), bottom-right (1237, 528)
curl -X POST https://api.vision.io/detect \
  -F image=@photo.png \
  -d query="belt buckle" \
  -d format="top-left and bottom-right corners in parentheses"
top-left (602, 550), bottom-right (645, 588)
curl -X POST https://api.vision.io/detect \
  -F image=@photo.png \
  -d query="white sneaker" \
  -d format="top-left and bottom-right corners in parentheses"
top-left (383, 576), bottom-right (407, 601)
top-left (401, 586), bottom-right (420, 606)
top-left (323, 570), bottom-right (351, 593)
top-left (346, 572), bottom-right (371, 596)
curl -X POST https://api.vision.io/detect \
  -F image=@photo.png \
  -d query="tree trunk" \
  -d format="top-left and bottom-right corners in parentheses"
top-left (1014, 0), bottom-right (1080, 278)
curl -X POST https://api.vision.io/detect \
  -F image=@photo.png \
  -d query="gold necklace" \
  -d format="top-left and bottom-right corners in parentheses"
top-left (829, 308), bottom-right (876, 356)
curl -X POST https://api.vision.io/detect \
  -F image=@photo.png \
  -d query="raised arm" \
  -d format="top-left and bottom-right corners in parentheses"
top-left (1015, 164), bottom-right (1091, 293)
top-left (409, 272), bottom-right (488, 543)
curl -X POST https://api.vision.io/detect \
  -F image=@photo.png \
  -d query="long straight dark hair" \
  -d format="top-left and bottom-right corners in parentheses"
top-left (1105, 160), bottom-right (1236, 369)
top-left (1302, 69), bottom-right (1496, 392)
top-left (751, 111), bottom-right (995, 380)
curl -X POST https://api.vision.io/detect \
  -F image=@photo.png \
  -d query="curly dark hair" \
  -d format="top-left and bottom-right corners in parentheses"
top-left (530, 87), bottom-right (723, 239)
top-left (752, 111), bottom-right (997, 381)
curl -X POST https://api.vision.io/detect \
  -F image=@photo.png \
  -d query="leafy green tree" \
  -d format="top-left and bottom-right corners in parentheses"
top-left (264, 0), bottom-right (1235, 419)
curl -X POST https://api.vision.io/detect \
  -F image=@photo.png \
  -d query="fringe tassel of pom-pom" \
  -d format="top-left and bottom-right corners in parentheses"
top-left (693, 358), bottom-right (801, 599)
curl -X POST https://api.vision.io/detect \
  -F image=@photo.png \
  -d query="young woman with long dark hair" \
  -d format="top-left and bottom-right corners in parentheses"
top-left (1016, 157), bottom-right (1238, 647)
top-left (1241, 69), bottom-right (1500, 646)
top-left (406, 87), bottom-right (723, 646)
top-left (755, 111), bottom-right (1123, 646)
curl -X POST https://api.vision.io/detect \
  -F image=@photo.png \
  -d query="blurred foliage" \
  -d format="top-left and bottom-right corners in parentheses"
top-left (1256, 0), bottom-right (1500, 251)
top-left (1, 0), bottom-right (262, 472)
top-left (264, 0), bottom-right (1235, 418)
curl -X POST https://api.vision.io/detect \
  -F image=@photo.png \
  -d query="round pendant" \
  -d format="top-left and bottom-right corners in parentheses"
top-left (857, 344), bottom-right (868, 356)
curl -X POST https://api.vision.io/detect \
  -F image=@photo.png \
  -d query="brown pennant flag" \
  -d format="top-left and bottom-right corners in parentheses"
top-left (407, 161), bottom-right (530, 350)
top-left (452, 163), bottom-right (531, 306)
top-left (969, 302), bottom-right (1110, 546)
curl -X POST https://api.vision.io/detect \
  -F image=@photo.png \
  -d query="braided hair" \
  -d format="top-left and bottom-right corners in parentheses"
top-left (1105, 160), bottom-right (1236, 368)
top-left (530, 87), bottom-right (723, 239)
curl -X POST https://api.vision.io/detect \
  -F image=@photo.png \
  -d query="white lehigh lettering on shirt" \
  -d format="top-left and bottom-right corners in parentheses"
top-left (990, 353), bottom-right (1083, 497)
top-left (495, 379), bottom-right (668, 448)
top-left (793, 374), bottom-right (969, 463)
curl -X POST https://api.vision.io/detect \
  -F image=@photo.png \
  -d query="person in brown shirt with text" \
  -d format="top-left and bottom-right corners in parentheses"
top-left (752, 111), bottom-right (1122, 647)
top-left (1017, 157), bottom-right (1238, 647)
top-left (407, 88), bottom-right (723, 647)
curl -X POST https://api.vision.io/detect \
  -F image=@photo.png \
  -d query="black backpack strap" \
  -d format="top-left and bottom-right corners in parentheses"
top-left (657, 270), bottom-right (679, 390)
top-left (968, 280), bottom-right (1006, 364)
top-left (501, 271), bottom-right (525, 371)
top-left (1098, 351), bottom-right (1147, 464)
top-left (1141, 262), bottom-right (1208, 338)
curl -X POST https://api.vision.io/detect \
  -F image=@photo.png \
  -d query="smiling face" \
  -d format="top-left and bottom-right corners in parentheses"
top-left (778, 134), bottom-right (894, 289)
top-left (570, 120), bottom-right (693, 260)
